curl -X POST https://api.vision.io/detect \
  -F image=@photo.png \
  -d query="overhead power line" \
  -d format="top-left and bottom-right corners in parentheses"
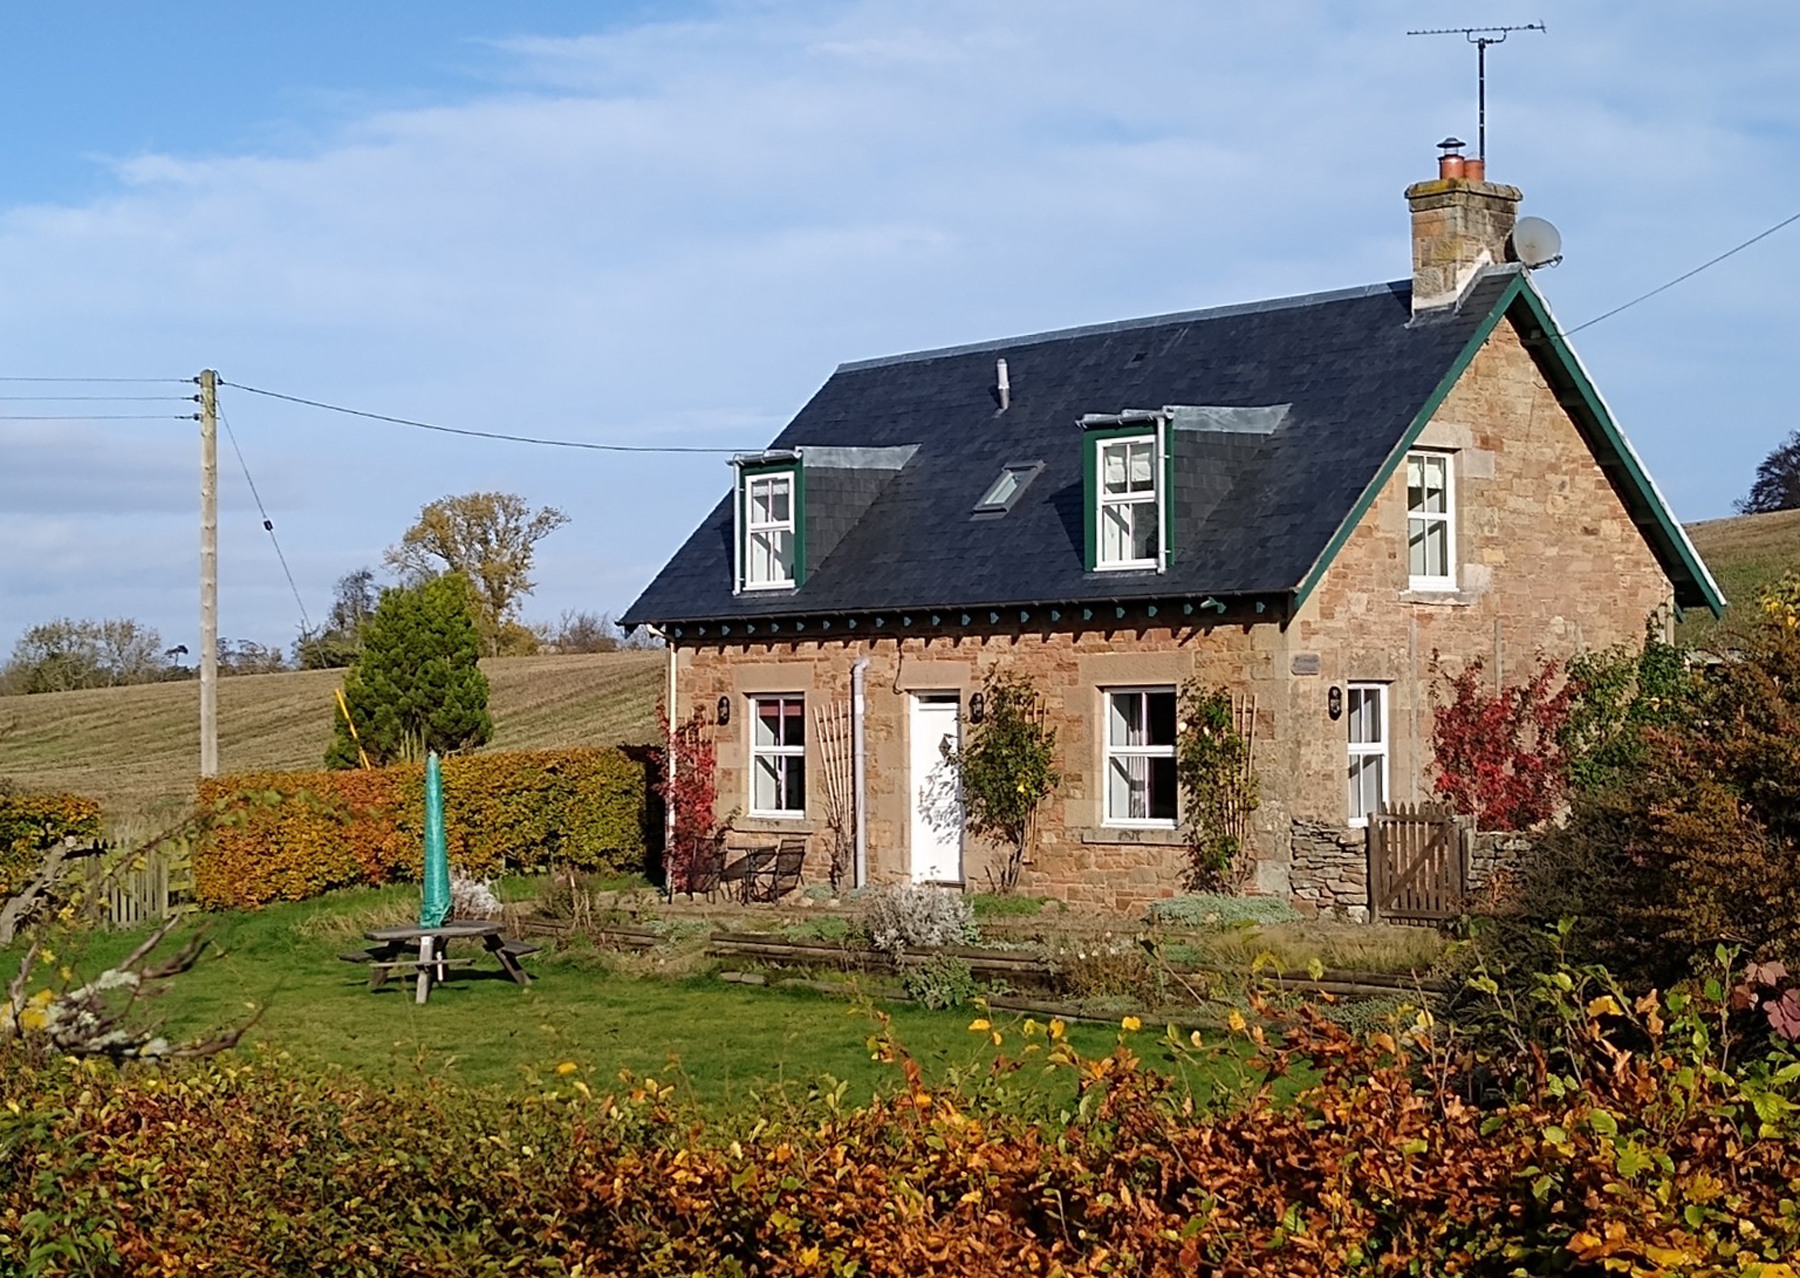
top-left (0, 394), bottom-right (196, 402)
top-left (219, 407), bottom-right (313, 635)
top-left (220, 380), bottom-right (741, 454)
top-left (1563, 208), bottom-right (1800, 337)
top-left (0, 413), bottom-right (195, 421)
top-left (0, 375), bottom-right (189, 384)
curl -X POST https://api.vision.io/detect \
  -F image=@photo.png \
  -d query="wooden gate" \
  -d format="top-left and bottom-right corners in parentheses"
top-left (1367, 802), bottom-right (1470, 925)
top-left (77, 845), bottom-right (196, 927)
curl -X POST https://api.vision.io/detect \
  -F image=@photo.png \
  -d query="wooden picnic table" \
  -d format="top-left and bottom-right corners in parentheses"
top-left (345, 921), bottom-right (536, 1004)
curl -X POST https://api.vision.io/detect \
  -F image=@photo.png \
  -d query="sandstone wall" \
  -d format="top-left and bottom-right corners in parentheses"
top-left (671, 313), bottom-right (1676, 913)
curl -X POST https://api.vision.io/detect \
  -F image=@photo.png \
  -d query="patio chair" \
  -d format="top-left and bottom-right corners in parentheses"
top-left (748, 836), bottom-right (807, 903)
top-left (718, 845), bottom-right (772, 904)
top-left (683, 834), bottom-right (727, 902)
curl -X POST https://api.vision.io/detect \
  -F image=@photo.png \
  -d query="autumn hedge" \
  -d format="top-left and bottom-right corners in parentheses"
top-left (5, 978), bottom-right (1800, 1276)
top-left (193, 747), bottom-right (652, 908)
top-left (0, 792), bottom-right (103, 897)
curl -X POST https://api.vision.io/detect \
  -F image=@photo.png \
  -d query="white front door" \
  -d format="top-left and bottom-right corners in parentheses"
top-left (909, 693), bottom-right (964, 883)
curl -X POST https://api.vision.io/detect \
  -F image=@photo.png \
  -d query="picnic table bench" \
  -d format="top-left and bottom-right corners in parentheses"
top-left (340, 920), bottom-right (538, 1004)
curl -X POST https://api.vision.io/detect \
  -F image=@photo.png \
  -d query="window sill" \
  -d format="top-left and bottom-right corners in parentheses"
top-left (739, 582), bottom-right (798, 594)
top-left (1078, 826), bottom-right (1186, 847)
top-left (1399, 587), bottom-right (1475, 606)
top-left (1092, 563), bottom-right (1163, 574)
top-left (740, 814), bottom-right (810, 830)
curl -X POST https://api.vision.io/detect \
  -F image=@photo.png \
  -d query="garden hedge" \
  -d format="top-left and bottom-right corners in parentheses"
top-left (0, 791), bottom-right (103, 897)
top-left (193, 747), bottom-right (652, 908)
top-left (5, 978), bottom-right (1800, 1275)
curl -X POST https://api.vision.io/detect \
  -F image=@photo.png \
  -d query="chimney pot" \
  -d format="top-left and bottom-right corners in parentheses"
top-left (1407, 141), bottom-right (1522, 313)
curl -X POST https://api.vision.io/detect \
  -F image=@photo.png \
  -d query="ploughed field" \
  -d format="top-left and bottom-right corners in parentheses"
top-left (0, 649), bottom-right (662, 822)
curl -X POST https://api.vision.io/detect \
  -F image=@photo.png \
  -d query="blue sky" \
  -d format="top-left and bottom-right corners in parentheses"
top-left (2, 1), bottom-right (1797, 657)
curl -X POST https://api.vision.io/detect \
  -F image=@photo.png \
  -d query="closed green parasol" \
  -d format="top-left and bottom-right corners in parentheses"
top-left (419, 751), bottom-right (451, 928)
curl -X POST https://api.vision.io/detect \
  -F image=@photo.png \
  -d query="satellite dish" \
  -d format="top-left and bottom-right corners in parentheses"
top-left (1510, 215), bottom-right (1563, 268)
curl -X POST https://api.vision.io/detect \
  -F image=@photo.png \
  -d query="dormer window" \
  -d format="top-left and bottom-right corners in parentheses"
top-left (1081, 413), bottom-right (1170, 572)
top-left (733, 455), bottom-right (804, 592)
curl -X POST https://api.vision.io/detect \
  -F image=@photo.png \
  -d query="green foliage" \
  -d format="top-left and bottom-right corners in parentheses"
top-left (384, 491), bottom-right (569, 655)
top-left (969, 892), bottom-right (1049, 918)
top-left (1496, 586), bottom-right (1800, 985)
top-left (1561, 627), bottom-right (1694, 795)
top-left (0, 793), bottom-right (103, 897)
top-left (1174, 682), bottom-right (1258, 887)
top-left (8, 953), bottom-right (1797, 1274)
top-left (945, 668), bottom-right (1059, 893)
top-left (2, 617), bottom-right (169, 695)
top-left (859, 884), bottom-right (976, 956)
top-left (195, 748), bottom-right (648, 907)
top-left (902, 954), bottom-right (978, 1010)
top-left (326, 573), bottom-right (492, 769)
top-left (1738, 427), bottom-right (1800, 514)
top-left (1146, 892), bottom-right (1301, 930)
top-left (294, 568), bottom-right (378, 669)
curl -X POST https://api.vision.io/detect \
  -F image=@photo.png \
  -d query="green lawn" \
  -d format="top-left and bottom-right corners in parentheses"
top-left (8, 887), bottom-right (1201, 1109)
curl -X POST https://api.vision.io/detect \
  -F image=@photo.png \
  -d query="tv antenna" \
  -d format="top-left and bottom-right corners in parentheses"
top-left (1407, 23), bottom-right (1545, 164)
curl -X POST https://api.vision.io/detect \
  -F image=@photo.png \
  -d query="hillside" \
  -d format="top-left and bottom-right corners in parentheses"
top-left (1680, 507), bottom-right (1800, 643)
top-left (0, 650), bottom-right (662, 823)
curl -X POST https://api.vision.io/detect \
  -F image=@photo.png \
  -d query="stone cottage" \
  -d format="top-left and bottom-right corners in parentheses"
top-left (621, 144), bottom-right (1721, 914)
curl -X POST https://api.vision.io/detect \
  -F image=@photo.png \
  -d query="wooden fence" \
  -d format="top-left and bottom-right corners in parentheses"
top-left (74, 844), bottom-right (196, 928)
top-left (1367, 802), bottom-right (1471, 926)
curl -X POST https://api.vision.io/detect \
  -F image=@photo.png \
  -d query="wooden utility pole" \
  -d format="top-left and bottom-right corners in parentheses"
top-left (199, 369), bottom-right (219, 777)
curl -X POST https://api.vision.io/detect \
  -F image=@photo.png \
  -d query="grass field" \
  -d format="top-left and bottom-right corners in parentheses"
top-left (1680, 507), bottom-right (1800, 644)
top-left (0, 649), bottom-right (662, 822)
top-left (3, 884), bottom-right (1177, 1107)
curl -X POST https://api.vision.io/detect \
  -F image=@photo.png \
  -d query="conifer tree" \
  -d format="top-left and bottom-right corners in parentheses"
top-left (325, 573), bottom-right (492, 768)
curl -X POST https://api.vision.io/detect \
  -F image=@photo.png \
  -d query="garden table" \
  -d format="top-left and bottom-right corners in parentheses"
top-left (354, 921), bottom-right (536, 1004)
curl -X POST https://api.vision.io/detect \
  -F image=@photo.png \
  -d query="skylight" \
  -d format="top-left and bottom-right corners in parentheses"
top-left (974, 461), bottom-right (1043, 516)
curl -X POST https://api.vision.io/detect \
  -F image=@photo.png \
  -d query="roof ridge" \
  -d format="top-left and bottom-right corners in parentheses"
top-left (836, 279), bottom-right (1412, 373)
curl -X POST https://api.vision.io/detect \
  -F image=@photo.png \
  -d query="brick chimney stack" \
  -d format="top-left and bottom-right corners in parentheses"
top-left (1406, 137), bottom-right (1522, 312)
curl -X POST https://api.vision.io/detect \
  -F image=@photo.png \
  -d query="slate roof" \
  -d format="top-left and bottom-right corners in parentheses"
top-left (624, 268), bottom-right (1718, 626)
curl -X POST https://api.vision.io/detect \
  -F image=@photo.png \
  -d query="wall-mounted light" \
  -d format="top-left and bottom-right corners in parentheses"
top-left (968, 691), bottom-right (985, 724)
top-left (1327, 686), bottom-right (1343, 721)
top-left (716, 695), bottom-right (731, 727)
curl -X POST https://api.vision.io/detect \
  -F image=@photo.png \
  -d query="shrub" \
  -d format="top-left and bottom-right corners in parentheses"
top-left (1494, 583), bottom-right (1800, 983)
top-left (326, 573), bottom-right (492, 769)
top-left (901, 954), bottom-right (978, 1009)
top-left (1561, 629), bottom-right (1694, 796)
top-left (656, 703), bottom-right (720, 896)
top-left (859, 883), bottom-right (975, 956)
top-left (1146, 892), bottom-right (1301, 930)
top-left (968, 892), bottom-right (1049, 918)
top-left (7, 958), bottom-right (1799, 1274)
top-left (945, 668), bottom-right (1058, 893)
top-left (0, 792), bottom-right (103, 897)
top-left (1429, 652), bottom-right (1578, 830)
top-left (1175, 682), bottom-right (1258, 889)
top-left (194, 748), bottom-right (648, 908)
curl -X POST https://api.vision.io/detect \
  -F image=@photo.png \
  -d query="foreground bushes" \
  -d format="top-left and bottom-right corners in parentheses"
top-left (1492, 587), bottom-right (1800, 986)
top-left (0, 792), bottom-right (102, 897)
top-left (194, 747), bottom-right (650, 908)
top-left (4, 970), bottom-right (1799, 1276)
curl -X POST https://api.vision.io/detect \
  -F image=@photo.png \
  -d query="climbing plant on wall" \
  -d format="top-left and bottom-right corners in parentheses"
top-left (1175, 682), bottom-right (1258, 891)
top-left (946, 668), bottom-right (1059, 894)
